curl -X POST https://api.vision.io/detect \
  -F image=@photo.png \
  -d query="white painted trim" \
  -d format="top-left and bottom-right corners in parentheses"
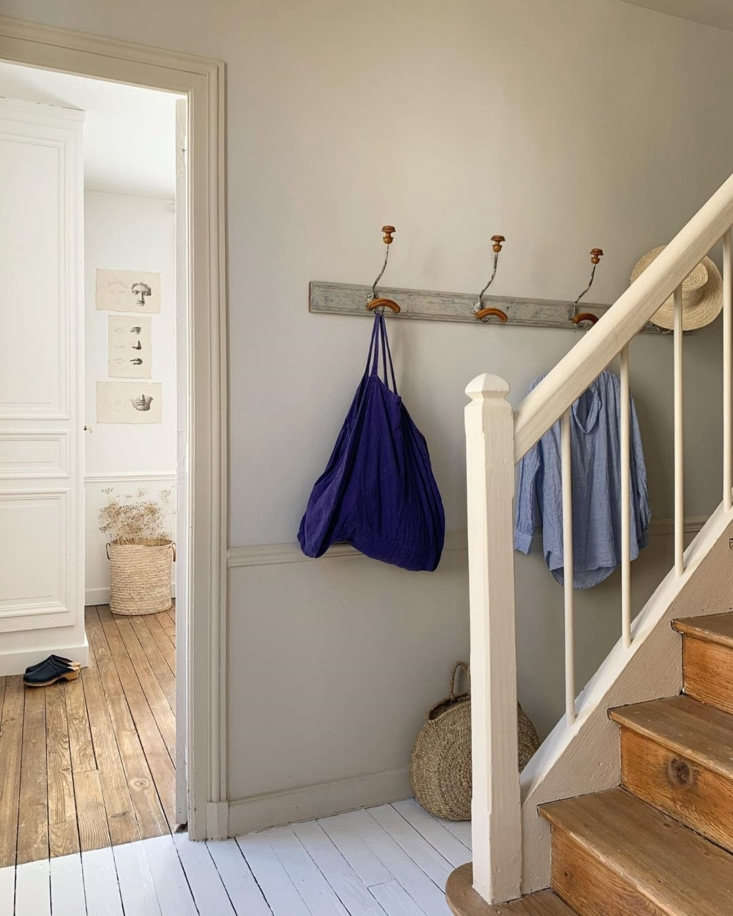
top-left (0, 15), bottom-right (229, 841)
top-left (464, 374), bottom-right (521, 904)
top-left (228, 767), bottom-right (411, 837)
top-left (85, 584), bottom-right (176, 606)
top-left (0, 638), bottom-right (89, 677)
top-left (226, 518), bottom-right (702, 569)
top-left (84, 471), bottom-right (177, 484)
top-left (227, 529), bottom-right (467, 568)
top-left (519, 501), bottom-right (733, 893)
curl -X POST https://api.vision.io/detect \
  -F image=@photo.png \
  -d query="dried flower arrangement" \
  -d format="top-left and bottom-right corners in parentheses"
top-left (98, 488), bottom-right (173, 543)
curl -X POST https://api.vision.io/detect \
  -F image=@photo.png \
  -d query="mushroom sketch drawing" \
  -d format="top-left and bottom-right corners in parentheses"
top-left (130, 325), bottom-right (142, 334)
top-left (131, 394), bottom-right (153, 411)
top-left (130, 281), bottom-right (152, 306)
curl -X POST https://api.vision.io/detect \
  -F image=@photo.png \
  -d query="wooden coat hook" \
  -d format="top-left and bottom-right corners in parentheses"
top-left (367, 297), bottom-right (401, 313)
top-left (474, 235), bottom-right (508, 322)
top-left (570, 248), bottom-right (604, 326)
top-left (366, 225), bottom-right (401, 313)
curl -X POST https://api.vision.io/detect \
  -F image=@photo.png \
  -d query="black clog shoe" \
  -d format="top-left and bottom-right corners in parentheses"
top-left (25, 654), bottom-right (80, 674)
top-left (23, 657), bottom-right (80, 687)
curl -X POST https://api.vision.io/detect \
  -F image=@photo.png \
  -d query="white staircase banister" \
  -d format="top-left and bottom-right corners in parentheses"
top-left (514, 173), bottom-right (733, 461)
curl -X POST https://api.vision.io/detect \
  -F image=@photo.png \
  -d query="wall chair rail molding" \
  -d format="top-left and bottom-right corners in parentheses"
top-left (0, 14), bottom-right (229, 841)
top-left (227, 529), bottom-right (469, 568)
top-left (227, 519), bottom-right (698, 569)
top-left (310, 281), bottom-right (665, 333)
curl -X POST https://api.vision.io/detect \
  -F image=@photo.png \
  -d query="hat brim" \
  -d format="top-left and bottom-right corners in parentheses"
top-left (630, 248), bottom-right (723, 331)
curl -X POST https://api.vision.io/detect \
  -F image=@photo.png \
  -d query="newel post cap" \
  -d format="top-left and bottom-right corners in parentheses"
top-left (465, 373), bottom-right (510, 400)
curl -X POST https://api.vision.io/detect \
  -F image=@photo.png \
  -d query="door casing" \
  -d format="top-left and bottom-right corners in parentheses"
top-left (0, 14), bottom-right (229, 840)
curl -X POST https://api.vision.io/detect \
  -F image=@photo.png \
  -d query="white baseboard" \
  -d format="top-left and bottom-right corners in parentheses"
top-left (206, 801), bottom-right (230, 839)
top-left (0, 638), bottom-right (89, 677)
top-left (228, 767), bottom-right (411, 836)
top-left (86, 583), bottom-right (176, 606)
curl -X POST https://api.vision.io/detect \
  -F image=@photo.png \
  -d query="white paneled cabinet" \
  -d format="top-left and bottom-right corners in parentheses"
top-left (0, 99), bottom-right (86, 672)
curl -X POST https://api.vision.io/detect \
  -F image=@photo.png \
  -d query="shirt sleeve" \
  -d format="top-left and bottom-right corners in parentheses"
top-left (514, 442), bottom-right (542, 553)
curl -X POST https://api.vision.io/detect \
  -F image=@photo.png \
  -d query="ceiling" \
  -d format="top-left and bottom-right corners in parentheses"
top-left (622, 0), bottom-right (733, 31)
top-left (0, 61), bottom-right (181, 198)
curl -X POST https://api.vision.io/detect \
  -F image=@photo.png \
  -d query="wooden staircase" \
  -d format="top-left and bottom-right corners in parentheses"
top-left (446, 611), bottom-right (733, 914)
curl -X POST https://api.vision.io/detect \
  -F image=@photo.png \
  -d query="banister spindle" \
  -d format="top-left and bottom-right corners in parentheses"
top-left (620, 345), bottom-right (631, 648)
top-left (724, 229), bottom-right (732, 511)
top-left (674, 286), bottom-right (684, 575)
top-left (561, 408), bottom-right (575, 723)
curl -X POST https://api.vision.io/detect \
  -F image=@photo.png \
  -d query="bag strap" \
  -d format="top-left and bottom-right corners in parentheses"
top-left (365, 313), bottom-right (398, 394)
top-left (378, 312), bottom-right (398, 393)
top-left (449, 661), bottom-right (470, 700)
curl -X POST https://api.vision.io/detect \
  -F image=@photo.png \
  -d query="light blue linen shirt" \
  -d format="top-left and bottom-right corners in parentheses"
top-left (514, 370), bottom-right (650, 589)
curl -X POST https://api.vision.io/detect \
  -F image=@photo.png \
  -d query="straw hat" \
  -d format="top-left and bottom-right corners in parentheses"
top-left (630, 245), bottom-right (723, 331)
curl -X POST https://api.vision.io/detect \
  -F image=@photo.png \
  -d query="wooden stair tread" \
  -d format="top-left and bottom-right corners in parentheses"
top-left (540, 788), bottom-right (733, 915)
top-left (446, 864), bottom-right (575, 915)
top-left (672, 612), bottom-right (733, 648)
top-left (609, 694), bottom-right (733, 779)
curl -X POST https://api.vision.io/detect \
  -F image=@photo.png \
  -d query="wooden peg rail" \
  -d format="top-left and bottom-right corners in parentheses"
top-left (309, 280), bottom-right (664, 334)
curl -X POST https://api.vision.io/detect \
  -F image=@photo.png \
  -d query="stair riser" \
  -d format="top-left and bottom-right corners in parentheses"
top-left (620, 727), bottom-right (733, 853)
top-left (550, 827), bottom-right (665, 915)
top-left (683, 636), bottom-right (733, 714)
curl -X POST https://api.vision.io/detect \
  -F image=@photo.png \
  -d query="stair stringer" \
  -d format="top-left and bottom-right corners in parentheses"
top-left (518, 503), bottom-right (733, 895)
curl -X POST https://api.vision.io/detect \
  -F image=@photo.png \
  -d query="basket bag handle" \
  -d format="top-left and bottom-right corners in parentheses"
top-left (449, 661), bottom-right (470, 700)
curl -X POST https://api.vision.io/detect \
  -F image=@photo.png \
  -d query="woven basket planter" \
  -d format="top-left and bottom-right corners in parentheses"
top-left (106, 538), bottom-right (175, 616)
top-left (409, 662), bottom-right (540, 821)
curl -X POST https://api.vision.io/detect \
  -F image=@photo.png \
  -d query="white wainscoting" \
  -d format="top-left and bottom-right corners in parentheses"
top-left (85, 471), bottom-right (176, 606)
top-left (225, 517), bottom-right (706, 835)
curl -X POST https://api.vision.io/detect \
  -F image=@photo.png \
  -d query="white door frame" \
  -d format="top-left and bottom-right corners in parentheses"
top-left (0, 14), bottom-right (229, 841)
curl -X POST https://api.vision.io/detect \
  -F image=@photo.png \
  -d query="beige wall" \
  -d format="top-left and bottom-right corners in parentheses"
top-left (5, 0), bottom-right (733, 820)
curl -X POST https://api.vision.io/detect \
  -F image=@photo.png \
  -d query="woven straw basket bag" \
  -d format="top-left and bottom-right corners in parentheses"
top-left (106, 538), bottom-right (175, 616)
top-left (409, 662), bottom-right (540, 820)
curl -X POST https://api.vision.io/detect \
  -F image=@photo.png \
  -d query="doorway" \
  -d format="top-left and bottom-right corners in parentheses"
top-left (0, 62), bottom-right (188, 861)
top-left (0, 15), bottom-right (227, 846)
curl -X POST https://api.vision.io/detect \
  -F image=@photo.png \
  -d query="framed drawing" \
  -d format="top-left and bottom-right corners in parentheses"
top-left (97, 381), bottom-right (162, 423)
top-left (96, 268), bottom-right (161, 313)
top-left (109, 315), bottom-right (152, 378)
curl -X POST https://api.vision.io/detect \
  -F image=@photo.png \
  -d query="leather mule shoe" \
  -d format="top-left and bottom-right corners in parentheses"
top-left (24, 657), bottom-right (80, 687)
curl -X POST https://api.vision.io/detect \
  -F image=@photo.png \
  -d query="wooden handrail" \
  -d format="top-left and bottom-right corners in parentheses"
top-left (514, 173), bottom-right (733, 461)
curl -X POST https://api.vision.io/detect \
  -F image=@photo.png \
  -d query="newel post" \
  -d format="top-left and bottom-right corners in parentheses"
top-left (464, 373), bottom-right (521, 904)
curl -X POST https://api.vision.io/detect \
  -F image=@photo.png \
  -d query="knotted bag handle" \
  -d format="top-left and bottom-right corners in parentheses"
top-left (449, 661), bottom-right (470, 700)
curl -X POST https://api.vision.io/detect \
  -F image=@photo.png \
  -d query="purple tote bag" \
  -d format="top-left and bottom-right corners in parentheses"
top-left (298, 313), bottom-right (445, 571)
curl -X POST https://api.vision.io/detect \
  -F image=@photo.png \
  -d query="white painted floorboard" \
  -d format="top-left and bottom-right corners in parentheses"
top-left (14, 858), bottom-right (50, 916)
top-left (4, 800), bottom-right (469, 914)
top-left (81, 847), bottom-right (124, 916)
top-left (49, 854), bottom-right (86, 916)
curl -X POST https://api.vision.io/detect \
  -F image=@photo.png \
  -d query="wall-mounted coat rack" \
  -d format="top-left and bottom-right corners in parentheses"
top-left (310, 280), bottom-right (664, 334)
top-left (310, 227), bottom-right (663, 334)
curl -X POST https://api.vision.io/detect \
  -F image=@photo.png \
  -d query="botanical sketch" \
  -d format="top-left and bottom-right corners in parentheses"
top-left (108, 315), bottom-right (152, 378)
top-left (96, 268), bottom-right (161, 313)
top-left (97, 381), bottom-right (162, 424)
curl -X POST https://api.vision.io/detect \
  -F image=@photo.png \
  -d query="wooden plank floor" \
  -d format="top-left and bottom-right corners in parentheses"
top-left (0, 605), bottom-right (177, 869)
top-left (2, 799), bottom-right (472, 914)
